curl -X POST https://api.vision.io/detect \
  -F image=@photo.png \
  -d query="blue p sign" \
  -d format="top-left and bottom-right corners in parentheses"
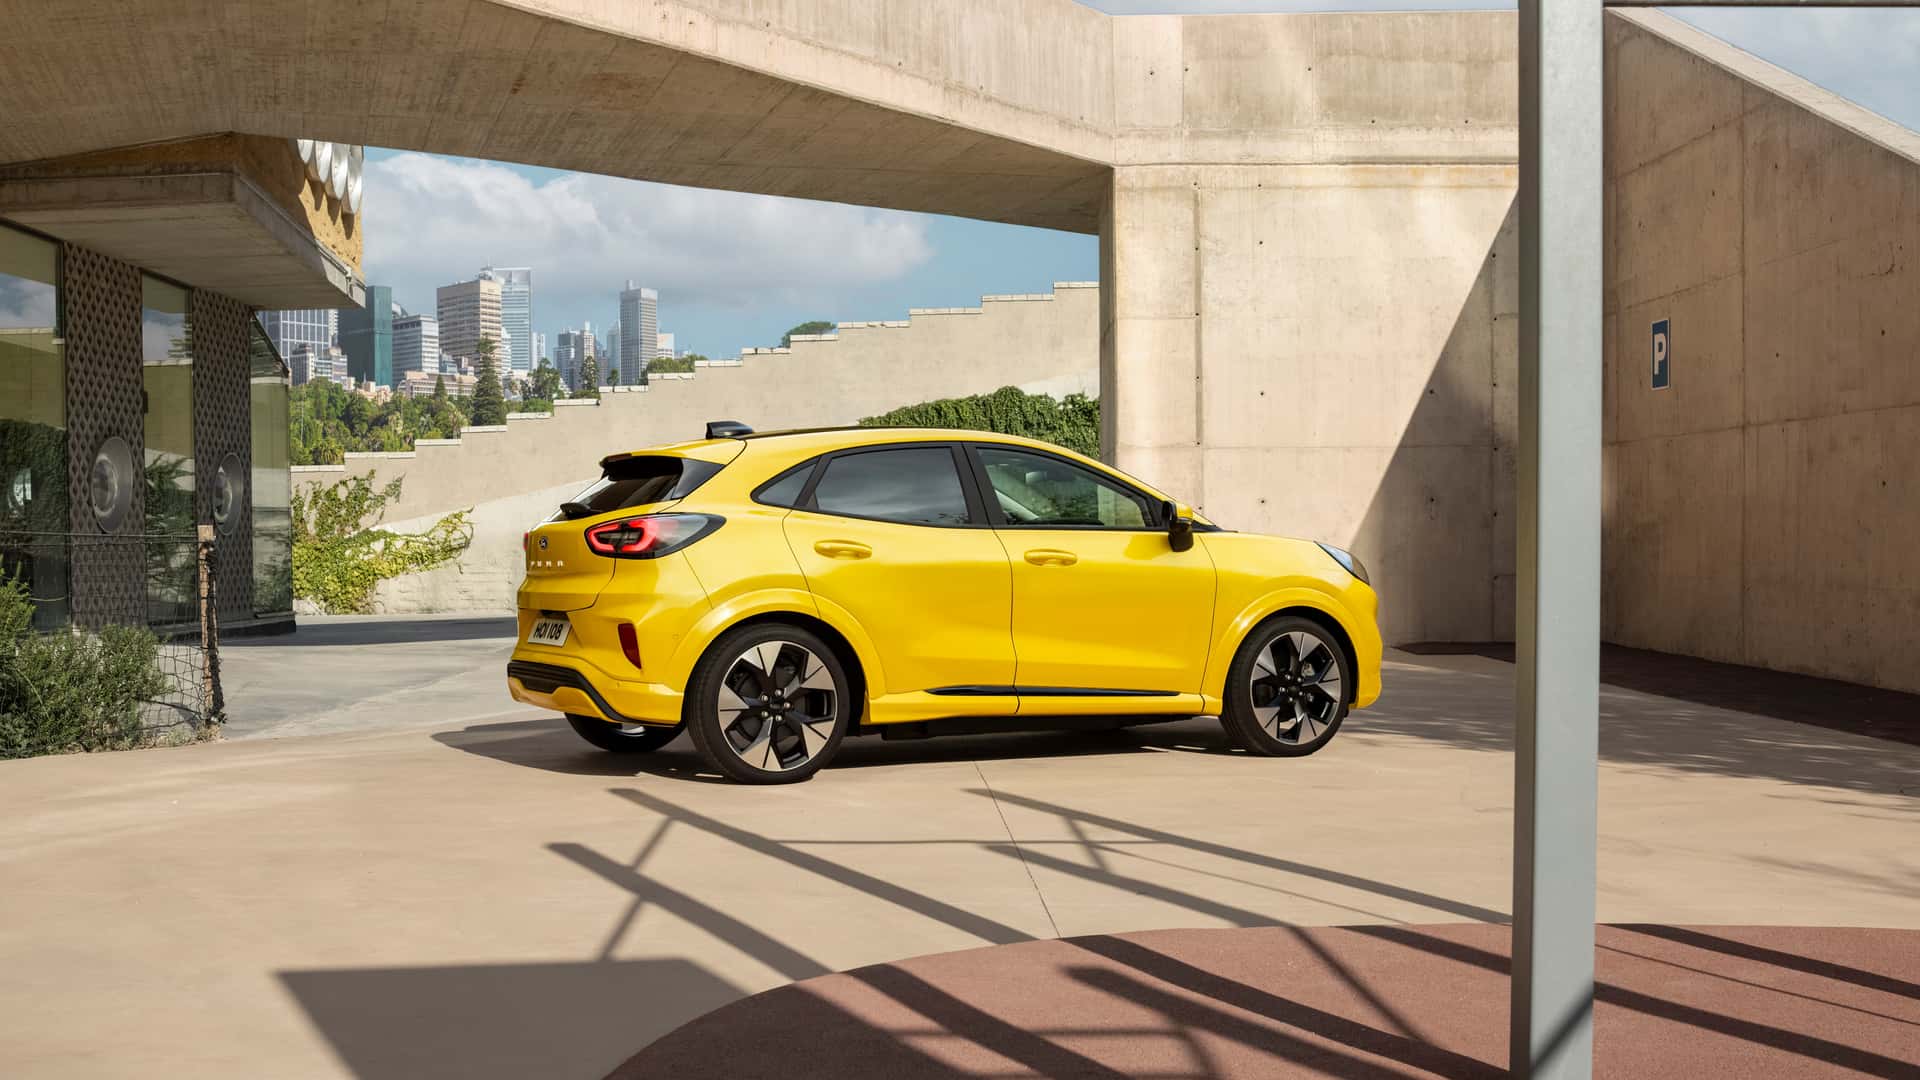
top-left (1651, 319), bottom-right (1671, 390)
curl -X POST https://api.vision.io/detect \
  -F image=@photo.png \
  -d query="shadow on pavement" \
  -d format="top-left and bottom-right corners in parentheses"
top-left (223, 615), bottom-right (518, 648)
top-left (1367, 650), bottom-right (1920, 799)
top-left (277, 957), bottom-right (743, 1080)
top-left (432, 715), bottom-right (1238, 780)
top-left (1401, 642), bottom-right (1920, 749)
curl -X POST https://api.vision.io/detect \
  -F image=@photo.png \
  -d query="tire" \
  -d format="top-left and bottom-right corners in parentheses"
top-left (684, 622), bottom-right (852, 785)
top-left (1220, 615), bottom-right (1350, 757)
top-left (567, 714), bottom-right (684, 753)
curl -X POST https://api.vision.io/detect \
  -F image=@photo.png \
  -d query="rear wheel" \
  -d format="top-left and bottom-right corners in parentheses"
top-left (566, 714), bottom-right (684, 753)
top-left (1221, 616), bottom-right (1349, 757)
top-left (685, 622), bottom-right (851, 785)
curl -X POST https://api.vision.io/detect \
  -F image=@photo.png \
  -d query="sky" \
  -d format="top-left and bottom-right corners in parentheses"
top-left (360, 3), bottom-right (1920, 362)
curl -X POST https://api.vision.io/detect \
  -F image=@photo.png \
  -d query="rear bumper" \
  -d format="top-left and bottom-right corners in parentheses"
top-left (506, 659), bottom-right (684, 726)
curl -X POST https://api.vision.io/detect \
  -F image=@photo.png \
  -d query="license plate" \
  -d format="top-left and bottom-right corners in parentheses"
top-left (526, 616), bottom-right (570, 647)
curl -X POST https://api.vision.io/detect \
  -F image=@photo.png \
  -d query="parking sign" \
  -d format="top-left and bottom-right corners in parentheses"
top-left (1651, 319), bottom-right (1670, 390)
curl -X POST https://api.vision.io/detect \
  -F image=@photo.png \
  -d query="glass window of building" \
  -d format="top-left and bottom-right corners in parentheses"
top-left (249, 323), bottom-right (292, 617)
top-left (0, 223), bottom-right (67, 629)
top-left (142, 274), bottom-right (196, 626)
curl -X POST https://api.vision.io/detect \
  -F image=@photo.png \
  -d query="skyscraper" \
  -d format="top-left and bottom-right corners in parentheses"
top-left (606, 319), bottom-right (620, 382)
top-left (655, 332), bottom-right (676, 360)
top-left (338, 285), bottom-right (395, 387)
top-left (393, 312), bottom-right (440, 378)
top-left (256, 309), bottom-right (335, 364)
top-left (480, 266), bottom-right (533, 373)
top-left (555, 325), bottom-right (596, 392)
top-left (618, 282), bottom-right (657, 386)
top-left (533, 331), bottom-right (547, 368)
top-left (435, 275), bottom-right (502, 367)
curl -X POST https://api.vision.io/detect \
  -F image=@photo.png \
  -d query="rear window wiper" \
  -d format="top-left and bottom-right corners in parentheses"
top-left (558, 501), bottom-right (593, 520)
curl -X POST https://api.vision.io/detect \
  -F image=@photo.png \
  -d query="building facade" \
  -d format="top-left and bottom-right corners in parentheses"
top-left (481, 266), bottom-right (533, 374)
top-left (554, 326), bottom-right (596, 392)
top-left (0, 218), bottom-right (298, 633)
top-left (435, 275), bottom-right (502, 369)
top-left (392, 312), bottom-right (439, 379)
top-left (338, 284), bottom-right (394, 387)
top-left (256, 308), bottom-right (335, 366)
top-left (617, 282), bottom-right (656, 386)
top-left (655, 331), bottom-right (676, 360)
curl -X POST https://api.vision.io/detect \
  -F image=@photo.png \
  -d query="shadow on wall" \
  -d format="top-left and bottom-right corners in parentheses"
top-left (1352, 198), bottom-right (1519, 647)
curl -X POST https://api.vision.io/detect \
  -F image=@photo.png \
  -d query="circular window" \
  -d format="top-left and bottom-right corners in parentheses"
top-left (90, 436), bottom-right (134, 533)
top-left (211, 453), bottom-right (244, 535)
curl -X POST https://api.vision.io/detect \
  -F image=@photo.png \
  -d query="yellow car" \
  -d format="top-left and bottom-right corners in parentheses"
top-left (507, 422), bottom-right (1381, 784)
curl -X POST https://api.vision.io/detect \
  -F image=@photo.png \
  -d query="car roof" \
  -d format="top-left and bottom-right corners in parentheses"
top-left (617, 426), bottom-right (1072, 459)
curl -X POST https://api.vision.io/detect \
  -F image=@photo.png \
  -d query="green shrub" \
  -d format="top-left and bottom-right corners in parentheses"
top-left (860, 386), bottom-right (1100, 458)
top-left (292, 475), bottom-right (473, 614)
top-left (0, 577), bottom-right (172, 759)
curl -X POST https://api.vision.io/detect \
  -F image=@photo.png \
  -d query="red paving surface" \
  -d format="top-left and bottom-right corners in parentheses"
top-left (616, 924), bottom-right (1920, 1078)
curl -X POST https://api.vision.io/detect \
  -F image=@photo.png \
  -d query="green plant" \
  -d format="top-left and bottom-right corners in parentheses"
top-left (291, 475), bottom-right (474, 614)
top-left (577, 356), bottom-right (600, 399)
top-left (781, 320), bottom-right (834, 347)
top-left (860, 386), bottom-right (1100, 458)
top-left (0, 576), bottom-right (172, 759)
top-left (469, 337), bottom-right (507, 426)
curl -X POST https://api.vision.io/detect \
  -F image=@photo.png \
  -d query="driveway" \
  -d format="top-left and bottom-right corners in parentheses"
top-left (0, 634), bottom-right (1915, 1078)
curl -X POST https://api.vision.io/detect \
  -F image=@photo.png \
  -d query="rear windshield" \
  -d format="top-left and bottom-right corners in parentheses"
top-left (558, 456), bottom-right (722, 519)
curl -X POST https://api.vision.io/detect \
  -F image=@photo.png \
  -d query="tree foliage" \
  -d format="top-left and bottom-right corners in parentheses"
top-left (860, 386), bottom-right (1100, 458)
top-left (469, 337), bottom-right (507, 426)
top-left (290, 377), bottom-right (471, 465)
top-left (577, 356), bottom-right (600, 399)
top-left (291, 475), bottom-right (473, 615)
top-left (781, 320), bottom-right (834, 347)
top-left (647, 354), bottom-right (696, 374)
top-left (529, 360), bottom-right (564, 402)
top-left (0, 576), bottom-right (171, 759)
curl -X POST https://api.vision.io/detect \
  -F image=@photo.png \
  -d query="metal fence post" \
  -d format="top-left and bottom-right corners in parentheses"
top-left (1514, 0), bottom-right (1602, 1077)
top-left (195, 523), bottom-right (223, 725)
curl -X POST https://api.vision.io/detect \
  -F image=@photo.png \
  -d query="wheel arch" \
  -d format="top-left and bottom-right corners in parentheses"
top-left (1206, 589), bottom-right (1367, 708)
top-left (679, 610), bottom-right (870, 728)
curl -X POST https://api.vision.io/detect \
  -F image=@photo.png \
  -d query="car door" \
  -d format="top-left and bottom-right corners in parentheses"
top-left (781, 443), bottom-right (1016, 695)
top-left (969, 443), bottom-right (1215, 694)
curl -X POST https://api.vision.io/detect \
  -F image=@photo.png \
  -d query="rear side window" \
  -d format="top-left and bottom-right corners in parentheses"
top-left (754, 462), bottom-right (815, 508)
top-left (810, 447), bottom-right (971, 525)
top-left (560, 456), bottom-right (721, 519)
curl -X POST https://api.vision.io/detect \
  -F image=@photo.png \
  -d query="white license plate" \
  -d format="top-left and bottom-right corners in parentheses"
top-left (526, 616), bottom-right (571, 647)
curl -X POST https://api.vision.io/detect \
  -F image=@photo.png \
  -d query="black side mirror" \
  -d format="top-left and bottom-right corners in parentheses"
top-left (1163, 499), bottom-right (1194, 552)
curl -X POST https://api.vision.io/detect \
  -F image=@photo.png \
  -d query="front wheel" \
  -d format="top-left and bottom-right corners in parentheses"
top-left (567, 714), bottom-right (684, 753)
top-left (684, 623), bottom-right (851, 785)
top-left (1221, 616), bottom-right (1350, 757)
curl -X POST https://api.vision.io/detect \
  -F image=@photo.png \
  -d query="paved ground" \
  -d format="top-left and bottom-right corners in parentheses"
top-left (624, 924), bottom-right (1920, 1078)
top-left (0, 621), bottom-right (1916, 1078)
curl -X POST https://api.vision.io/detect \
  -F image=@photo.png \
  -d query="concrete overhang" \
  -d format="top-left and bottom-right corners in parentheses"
top-left (0, 135), bottom-right (364, 309)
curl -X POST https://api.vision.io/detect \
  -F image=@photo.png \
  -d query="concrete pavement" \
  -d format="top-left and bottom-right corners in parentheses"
top-left (0, 645), bottom-right (1915, 1078)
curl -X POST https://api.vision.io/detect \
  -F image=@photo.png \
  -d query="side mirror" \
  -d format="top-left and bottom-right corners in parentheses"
top-left (1163, 500), bottom-right (1195, 552)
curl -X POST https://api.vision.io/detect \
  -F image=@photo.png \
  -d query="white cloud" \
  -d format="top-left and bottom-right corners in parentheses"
top-left (361, 153), bottom-right (933, 324)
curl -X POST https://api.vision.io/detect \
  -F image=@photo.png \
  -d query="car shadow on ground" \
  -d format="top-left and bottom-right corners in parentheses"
top-left (431, 715), bottom-right (1241, 781)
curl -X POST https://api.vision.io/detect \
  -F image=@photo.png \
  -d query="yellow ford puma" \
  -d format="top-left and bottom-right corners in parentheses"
top-left (507, 422), bottom-right (1381, 784)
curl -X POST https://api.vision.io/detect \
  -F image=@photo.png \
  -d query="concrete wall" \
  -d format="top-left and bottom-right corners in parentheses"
top-left (297, 284), bottom-right (1099, 612)
top-left (1102, 13), bottom-right (1521, 645)
top-left (1603, 11), bottom-right (1920, 693)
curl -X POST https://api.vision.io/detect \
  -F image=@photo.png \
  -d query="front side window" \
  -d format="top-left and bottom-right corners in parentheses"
top-left (977, 447), bottom-right (1151, 529)
top-left (809, 446), bottom-right (970, 526)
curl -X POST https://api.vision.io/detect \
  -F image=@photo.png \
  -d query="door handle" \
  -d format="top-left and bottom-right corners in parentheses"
top-left (813, 540), bottom-right (872, 560)
top-left (1024, 548), bottom-right (1078, 567)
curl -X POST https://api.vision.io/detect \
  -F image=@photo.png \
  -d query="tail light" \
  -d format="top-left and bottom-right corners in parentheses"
top-left (584, 513), bottom-right (723, 559)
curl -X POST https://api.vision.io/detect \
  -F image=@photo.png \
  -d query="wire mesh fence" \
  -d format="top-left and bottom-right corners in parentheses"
top-left (1, 527), bottom-right (223, 755)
